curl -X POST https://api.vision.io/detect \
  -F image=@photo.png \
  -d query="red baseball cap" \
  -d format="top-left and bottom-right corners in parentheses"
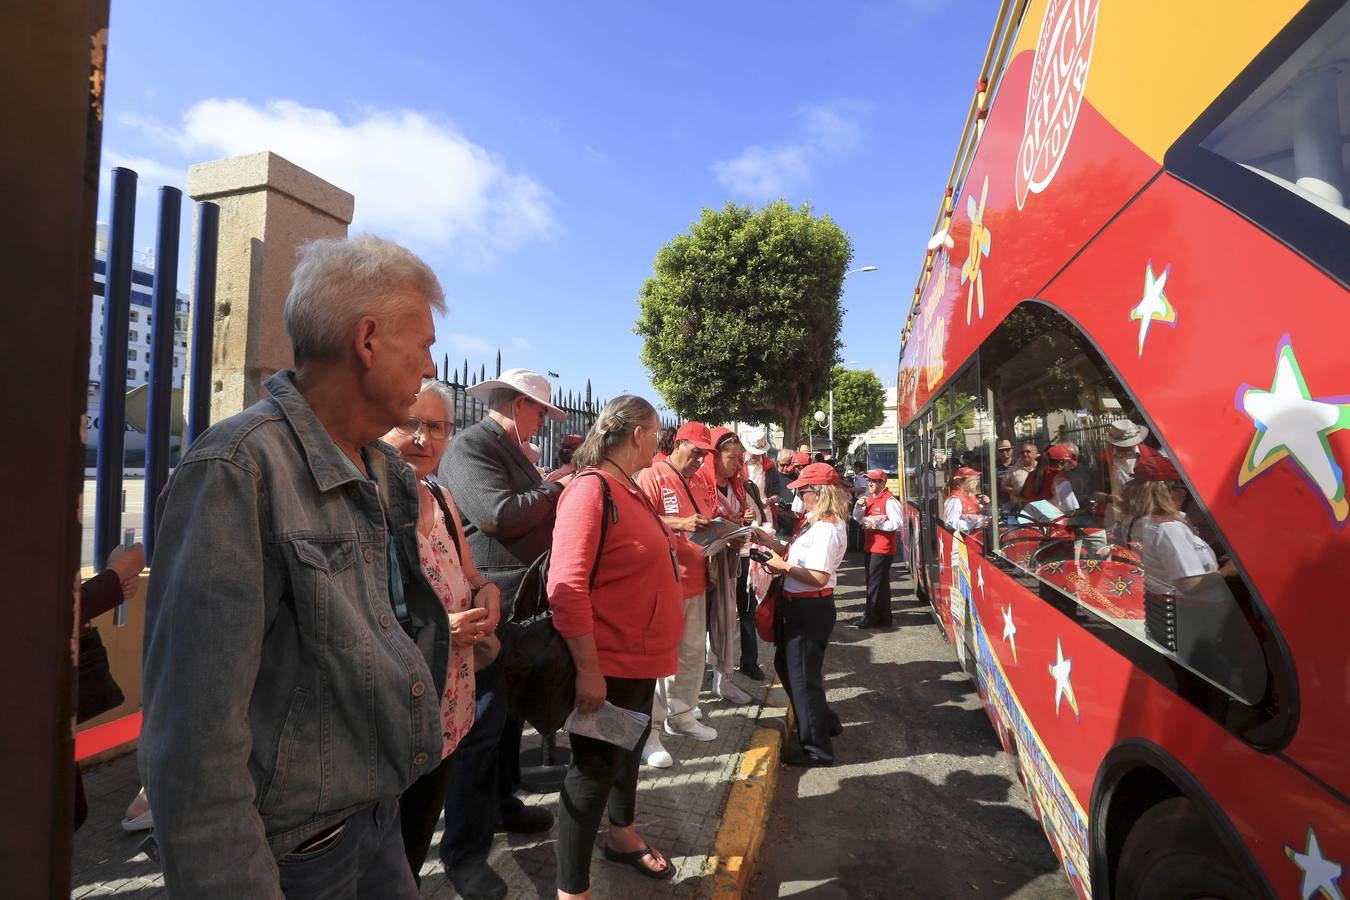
top-left (788, 462), bottom-right (848, 490)
top-left (865, 468), bottom-right (887, 481)
top-left (790, 451), bottom-right (811, 468)
top-left (674, 421), bottom-right (715, 451)
top-left (954, 466), bottom-right (981, 477)
top-left (1133, 455), bottom-right (1181, 483)
top-left (560, 433), bottom-right (584, 450)
top-left (1046, 444), bottom-right (1076, 461)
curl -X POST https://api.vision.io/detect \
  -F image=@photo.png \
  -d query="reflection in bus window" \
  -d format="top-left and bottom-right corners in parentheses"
top-left (981, 303), bottom-right (1267, 703)
top-left (1201, 3), bottom-right (1350, 224)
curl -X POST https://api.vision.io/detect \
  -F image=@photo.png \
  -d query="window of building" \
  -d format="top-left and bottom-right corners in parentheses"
top-left (143, 369), bottom-right (149, 381)
top-left (173, 357), bottom-right (179, 368)
top-left (126, 367), bottom-right (135, 380)
top-left (980, 302), bottom-right (1268, 704)
top-left (129, 310), bottom-right (139, 323)
top-left (129, 329), bottom-right (138, 341)
top-left (1168, 2), bottom-right (1350, 284)
top-left (127, 348), bottom-right (137, 361)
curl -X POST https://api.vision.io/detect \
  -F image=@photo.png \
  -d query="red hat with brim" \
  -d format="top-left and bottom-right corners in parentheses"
top-left (790, 451), bottom-right (812, 468)
top-left (1133, 455), bottom-right (1181, 483)
top-left (954, 466), bottom-right (981, 477)
top-left (1047, 444), bottom-right (1075, 461)
top-left (674, 421), bottom-right (715, 451)
top-left (865, 468), bottom-right (887, 481)
top-left (560, 433), bottom-right (584, 450)
top-left (788, 462), bottom-right (849, 490)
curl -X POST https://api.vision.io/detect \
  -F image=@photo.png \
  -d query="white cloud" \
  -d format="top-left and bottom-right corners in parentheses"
top-left (711, 99), bottom-right (867, 200)
top-left (101, 150), bottom-right (185, 188)
top-left (130, 98), bottom-right (554, 267)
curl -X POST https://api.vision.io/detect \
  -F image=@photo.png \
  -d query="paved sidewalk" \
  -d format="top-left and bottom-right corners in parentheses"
top-left (72, 651), bottom-right (776, 897)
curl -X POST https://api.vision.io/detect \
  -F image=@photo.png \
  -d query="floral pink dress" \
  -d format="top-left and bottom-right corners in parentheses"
top-left (417, 486), bottom-right (476, 758)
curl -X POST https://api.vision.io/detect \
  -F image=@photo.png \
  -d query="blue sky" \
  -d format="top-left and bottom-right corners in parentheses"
top-left (98, 0), bottom-right (995, 412)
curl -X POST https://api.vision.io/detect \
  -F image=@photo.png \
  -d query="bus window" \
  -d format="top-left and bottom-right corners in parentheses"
top-left (981, 303), bottom-right (1267, 703)
top-left (1168, 2), bottom-right (1350, 285)
top-left (1201, 3), bottom-right (1350, 224)
top-left (932, 370), bottom-right (996, 542)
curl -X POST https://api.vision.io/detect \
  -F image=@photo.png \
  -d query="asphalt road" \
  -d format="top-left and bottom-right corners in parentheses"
top-left (749, 555), bottom-right (1076, 900)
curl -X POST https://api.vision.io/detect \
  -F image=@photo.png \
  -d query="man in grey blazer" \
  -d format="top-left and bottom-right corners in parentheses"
top-left (436, 368), bottom-right (568, 900)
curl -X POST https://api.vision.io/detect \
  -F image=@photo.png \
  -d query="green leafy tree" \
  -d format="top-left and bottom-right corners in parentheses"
top-left (635, 200), bottom-right (852, 443)
top-left (812, 366), bottom-right (885, 459)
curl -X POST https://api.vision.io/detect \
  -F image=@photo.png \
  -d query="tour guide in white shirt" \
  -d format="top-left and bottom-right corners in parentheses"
top-left (751, 462), bottom-right (849, 767)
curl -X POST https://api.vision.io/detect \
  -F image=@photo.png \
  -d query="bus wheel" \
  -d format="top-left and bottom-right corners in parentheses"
top-left (1113, 797), bottom-right (1260, 900)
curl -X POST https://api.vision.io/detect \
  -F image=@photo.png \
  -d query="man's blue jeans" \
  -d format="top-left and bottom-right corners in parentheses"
top-left (276, 798), bottom-right (418, 899)
top-left (437, 654), bottom-right (523, 870)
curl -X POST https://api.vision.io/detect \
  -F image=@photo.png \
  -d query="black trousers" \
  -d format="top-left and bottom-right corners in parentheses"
top-left (735, 556), bottom-right (758, 669)
top-left (399, 752), bottom-right (454, 883)
top-left (774, 596), bottom-right (838, 763)
top-left (556, 676), bottom-right (655, 894)
top-left (862, 552), bottom-right (895, 624)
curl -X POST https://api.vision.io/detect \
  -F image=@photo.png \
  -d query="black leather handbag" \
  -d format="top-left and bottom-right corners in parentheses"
top-left (77, 625), bottom-right (125, 723)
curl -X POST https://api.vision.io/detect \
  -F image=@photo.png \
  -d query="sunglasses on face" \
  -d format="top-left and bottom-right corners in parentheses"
top-left (396, 418), bottom-right (453, 440)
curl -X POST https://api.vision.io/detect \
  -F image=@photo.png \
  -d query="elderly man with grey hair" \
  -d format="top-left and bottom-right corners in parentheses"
top-left (141, 234), bottom-right (446, 898)
top-left (434, 367), bottom-right (568, 900)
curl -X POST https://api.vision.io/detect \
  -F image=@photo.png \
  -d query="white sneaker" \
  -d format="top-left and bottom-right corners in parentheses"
top-left (715, 672), bottom-right (752, 705)
top-left (121, 809), bottom-right (154, 833)
top-left (640, 731), bottom-right (674, 768)
top-left (664, 714), bottom-right (718, 741)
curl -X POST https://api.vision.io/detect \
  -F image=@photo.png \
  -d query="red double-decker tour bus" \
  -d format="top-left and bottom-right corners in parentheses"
top-left (896, 1), bottom-right (1349, 897)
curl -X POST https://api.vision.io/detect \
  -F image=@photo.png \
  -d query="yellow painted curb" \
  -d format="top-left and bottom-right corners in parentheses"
top-left (701, 683), bottom-right (785, 899)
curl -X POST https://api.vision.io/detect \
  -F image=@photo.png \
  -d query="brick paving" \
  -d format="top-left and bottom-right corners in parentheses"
top-left (71, 649), bottom-right (777, 898)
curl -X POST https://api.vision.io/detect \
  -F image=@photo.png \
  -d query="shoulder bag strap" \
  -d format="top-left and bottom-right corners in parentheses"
top-left (576, 471), bottom-right (614, 591)
top-left (423, 478), bottom-right (464, 561)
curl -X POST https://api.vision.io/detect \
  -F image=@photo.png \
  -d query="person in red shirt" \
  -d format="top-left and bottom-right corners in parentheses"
top-left (635, 421), bottom-right (718, 761)
top-left (547, 396), bottom-right (684, 895)
top-left (693, 427), bottom-right (757, 705)
top-left (851, 469), bottom-right (904, 628)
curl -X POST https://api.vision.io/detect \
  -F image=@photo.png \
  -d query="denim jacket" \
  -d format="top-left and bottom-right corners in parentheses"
top-left (140, 371), bottom-right (448, 898)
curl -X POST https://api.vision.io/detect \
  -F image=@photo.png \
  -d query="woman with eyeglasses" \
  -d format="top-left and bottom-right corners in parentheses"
top-left (381, 378), bottom-right (503, 883)
top-left (751, 462), bottom-right (850, 767)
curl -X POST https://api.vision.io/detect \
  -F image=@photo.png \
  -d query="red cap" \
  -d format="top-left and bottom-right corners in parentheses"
top-left (865, 468), bottom-right (887, 481)
top-left (1047, 444), bottom-right (1075, 461)
top-left (954, 466), bottom-right (981, 477)
top-left (560, 433), bottom-right (584, 450)
top-left (1133, 455), bottom-right (1181, 483)
top-left (674, 421), bottom-right (715, 451)
top-left (790, 451), bottom-right (811, 468)
top-left (788, 462), bottom-right (848, 490)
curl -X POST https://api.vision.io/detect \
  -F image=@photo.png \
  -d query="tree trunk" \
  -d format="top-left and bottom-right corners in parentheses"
top-left (781, 407), bottom-right (802, 451)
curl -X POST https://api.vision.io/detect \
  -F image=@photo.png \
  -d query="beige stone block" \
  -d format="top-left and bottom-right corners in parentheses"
top-left (186, 152), bottom-right (354, 422)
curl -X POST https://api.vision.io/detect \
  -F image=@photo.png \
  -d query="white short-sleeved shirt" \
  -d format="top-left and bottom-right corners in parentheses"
top-left (1122, 516), bottom-right (1218, 595)
top-left (785, 517), bottom-right (848, 593)
top-left (1053, 476), bottom-right (1080, 513)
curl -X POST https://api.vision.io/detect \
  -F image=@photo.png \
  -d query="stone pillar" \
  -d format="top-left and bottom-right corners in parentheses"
top-left (187, 151), bottom-right (354, 421)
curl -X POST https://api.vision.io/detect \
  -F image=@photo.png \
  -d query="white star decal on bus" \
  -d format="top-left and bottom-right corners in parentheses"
top-left (1284, 827), bottom-right (1344, 900)
top-left (1001, 605), bottom-right (1018, 664)
top-left (1237, 336), bottom-right (1350, 524)
top-left (1129, 261), bottom-right (1175, 357)
top-left (1048, 637), bottom-right (1079, 719)
top-left (977, 567), bottom-right (985, 598)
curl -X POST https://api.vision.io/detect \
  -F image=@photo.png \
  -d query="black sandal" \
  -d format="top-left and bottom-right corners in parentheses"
top-left (601, 841), bottom-right (677, 880)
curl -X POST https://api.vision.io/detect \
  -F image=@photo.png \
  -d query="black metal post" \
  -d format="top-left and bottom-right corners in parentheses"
top-left (143, 186), bottom-right (181, 561)
top-left (186, 200), bottom-right (218, 445)
top-left (94, 167), bottom-right (136, 569)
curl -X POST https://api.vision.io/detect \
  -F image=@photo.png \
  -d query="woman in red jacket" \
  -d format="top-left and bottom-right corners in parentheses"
top-left (548, 395), bottom-right (684, 898)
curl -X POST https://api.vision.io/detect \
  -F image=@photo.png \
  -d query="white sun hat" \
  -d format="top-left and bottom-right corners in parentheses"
top-left (1106, 419), bottom-right (1149, 447)
top-left (466, 367), bottom-right (566, 421)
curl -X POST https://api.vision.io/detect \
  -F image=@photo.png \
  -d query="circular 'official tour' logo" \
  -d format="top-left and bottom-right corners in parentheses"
top-left (1015, 0), bottom-right (1100, 211)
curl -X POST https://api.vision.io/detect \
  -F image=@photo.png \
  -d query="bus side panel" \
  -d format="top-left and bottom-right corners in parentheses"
top-left (965, 550), bottom-right (1347, 900)
top-left (1041, 173), bottom-right (1350, 800)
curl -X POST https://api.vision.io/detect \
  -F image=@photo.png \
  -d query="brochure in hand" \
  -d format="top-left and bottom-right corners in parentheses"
top-left (688, 517), bottom-right (755, 557)
top-left (564, 701), bottom-right (651, 750)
